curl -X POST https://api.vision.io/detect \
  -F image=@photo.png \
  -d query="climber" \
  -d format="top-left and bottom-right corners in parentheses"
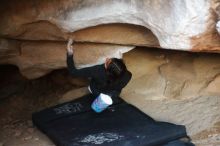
top-left (66, 38), bottom-right (132, 103)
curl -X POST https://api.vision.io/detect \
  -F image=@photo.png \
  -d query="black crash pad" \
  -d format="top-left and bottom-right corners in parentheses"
top-left (32, 94), bottom-right (194, 146)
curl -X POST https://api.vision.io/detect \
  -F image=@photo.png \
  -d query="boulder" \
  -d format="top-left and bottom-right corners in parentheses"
top-left (0, 0), bottom-right (220, 51)
top-left (0, 38), bottom-right (133, 79)
top-left (122, 48), bottom-right (220, 145)
top-left (1, 0), bottom-right (220, 78)
top-left (0, 1), bottom-right (220, 145)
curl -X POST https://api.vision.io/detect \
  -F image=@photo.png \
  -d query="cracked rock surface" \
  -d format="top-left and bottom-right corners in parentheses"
top-left (1, 0), bottom-right (220, 51)
top-left (1, 0), bottom-right (220, 78)
top-left (122, 48), bottom-right (220, 145)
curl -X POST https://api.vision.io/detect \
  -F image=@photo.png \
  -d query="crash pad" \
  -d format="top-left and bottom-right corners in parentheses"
top-left (32, 94), bottom-right (194, 146)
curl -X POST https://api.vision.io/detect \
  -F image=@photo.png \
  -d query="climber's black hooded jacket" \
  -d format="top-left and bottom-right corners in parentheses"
top-left (67, 54), bottom-right (132, 98)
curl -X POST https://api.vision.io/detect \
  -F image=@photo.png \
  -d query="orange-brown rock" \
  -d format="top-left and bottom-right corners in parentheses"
top-left (0, 39), bottom-right (133, 79)
top-left (122, 48), bottom-right (220, 145)
top-left (0, 0), bottom-right (220, 51)
top-left (0, 1), bottom-right (220, 145)
top-left (1, 0), bottom-right (220, 79)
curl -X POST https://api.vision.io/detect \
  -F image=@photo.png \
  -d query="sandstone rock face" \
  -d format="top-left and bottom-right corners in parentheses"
top-left (0, 39), bottom-right (133, 79)
top-left (122, 48), bottom-right (220, 145)
top-left (0, 1), bottom-right (220, 145)
top-left (0, 0), bottom-right (220, 51)
top-left (1, 0), bottom-right (220, 78)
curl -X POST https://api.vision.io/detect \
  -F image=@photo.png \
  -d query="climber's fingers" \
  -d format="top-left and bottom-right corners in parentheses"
top-left (67, 38), bottom-right (74, 55)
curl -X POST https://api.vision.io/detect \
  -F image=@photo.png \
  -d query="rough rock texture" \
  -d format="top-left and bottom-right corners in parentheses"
top-left (0, 0), bottom-right (220, 51)
top-left (123, 48), bottom-right (220, 100)
top-left (1, 0), bottom-right (220, 78)
top-left (0, 38), bottom-right (133, 79)
top-left (121, 48), bottom-right (220, 145)
top-left (0, 1), bottom-right (220, 146)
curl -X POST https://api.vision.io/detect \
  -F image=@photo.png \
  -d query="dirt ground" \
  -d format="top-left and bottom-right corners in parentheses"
top-left (0, 66), bottom-right (83, 146)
